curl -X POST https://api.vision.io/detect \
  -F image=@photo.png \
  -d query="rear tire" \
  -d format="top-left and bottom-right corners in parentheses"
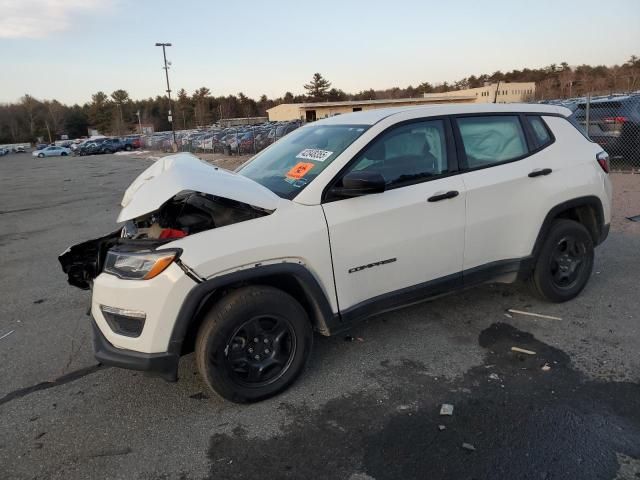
top-left (195, 286), bottom-right (313, 403)
top-left (530, 219), bottom-right (594, 302)
top-left (61, 152), bottom-right (67, 156)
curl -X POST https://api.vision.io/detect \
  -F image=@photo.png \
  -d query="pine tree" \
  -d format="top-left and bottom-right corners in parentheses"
top-left (304, 73), bottom-right (332, 100)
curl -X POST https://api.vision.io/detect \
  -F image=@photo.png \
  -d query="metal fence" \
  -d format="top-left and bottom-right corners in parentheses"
top-left (542, 92), bottom-right (640, 171)
top-left (141, 120), bottom-right (303, 157)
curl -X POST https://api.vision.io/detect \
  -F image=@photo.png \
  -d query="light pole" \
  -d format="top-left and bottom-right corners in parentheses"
top-left (155, 42), bottom-right (177, 151)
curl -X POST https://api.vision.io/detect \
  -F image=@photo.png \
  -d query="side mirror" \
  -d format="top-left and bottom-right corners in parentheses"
top-left (331, 171), bottom-right (386, 198)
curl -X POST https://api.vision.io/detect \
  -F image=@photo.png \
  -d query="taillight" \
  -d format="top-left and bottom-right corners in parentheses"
top-left (596, 151), bottom-right (610, 173)
top-left (603, 116), bottom-right (628, 124)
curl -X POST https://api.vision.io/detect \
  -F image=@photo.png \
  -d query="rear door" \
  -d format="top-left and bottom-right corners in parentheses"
top-left (455, 114), bottom-right (556, 279)
top-left (322, 118), bottom-right (466, 314)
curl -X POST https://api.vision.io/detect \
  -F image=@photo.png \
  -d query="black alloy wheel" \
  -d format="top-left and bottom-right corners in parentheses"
top-left (224, 315), bottom-right (296, 387)
top-left (530, 219), bottom-right (594, 302)
top-left (195, 285), bottom-right (313, 403)
top-left (549, 235), bottom-right (588, 289)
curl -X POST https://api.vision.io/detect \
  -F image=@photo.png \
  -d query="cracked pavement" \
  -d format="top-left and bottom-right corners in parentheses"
top-left (1, 152), bottom-right (639, 479)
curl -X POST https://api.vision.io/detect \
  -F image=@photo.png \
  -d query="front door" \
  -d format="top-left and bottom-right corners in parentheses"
top-left (322, 118), bottom-right (466, 315)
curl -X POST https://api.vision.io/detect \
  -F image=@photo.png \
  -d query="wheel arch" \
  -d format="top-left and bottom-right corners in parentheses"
top-left (532, 195), bottom-right (605, 260)
top-left (169, 263), bottom-right (337, 357)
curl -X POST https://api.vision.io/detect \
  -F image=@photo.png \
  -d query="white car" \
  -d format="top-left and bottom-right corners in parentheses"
top-left (60, 104), bottom-right (612, 402)
top-left (33, 145), bottom-right (71, 158)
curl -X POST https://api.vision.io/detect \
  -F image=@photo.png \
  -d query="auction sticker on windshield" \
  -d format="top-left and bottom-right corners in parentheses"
top-left (296, 148), bottom-right (333, 162)
top-left (286, 162), bottom-right (315, 180)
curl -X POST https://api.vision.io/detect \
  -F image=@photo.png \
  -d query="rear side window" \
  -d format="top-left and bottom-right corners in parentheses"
top-left (457, 116), bottom-right (528, 168)
top-left (527, 115), bottom-right (553, 149)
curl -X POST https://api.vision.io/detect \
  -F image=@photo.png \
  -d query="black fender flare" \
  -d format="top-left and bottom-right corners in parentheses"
top-left (167, 263), bottom-right (339, 356)
top-left (531, 195), bottom-right (606, 260)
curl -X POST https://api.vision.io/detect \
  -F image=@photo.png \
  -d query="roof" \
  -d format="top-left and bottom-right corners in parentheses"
top-left (267, 96), bottom-right (475, 112)
top-left (314, 103), bottom-right (573, 126)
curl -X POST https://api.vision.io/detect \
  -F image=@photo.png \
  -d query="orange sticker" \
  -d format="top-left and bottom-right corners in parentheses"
top-left (286, 162), bottom-right (315, 180)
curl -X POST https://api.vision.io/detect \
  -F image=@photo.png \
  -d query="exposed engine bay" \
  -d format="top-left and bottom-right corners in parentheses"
top-left (59, 191), bottom-right (272, 289)
top-left (121, 191), bottom-right (270, 240)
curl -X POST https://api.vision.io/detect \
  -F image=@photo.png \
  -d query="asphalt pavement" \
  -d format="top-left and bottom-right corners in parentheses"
top-left (1, 152), bottom-right (639, 480)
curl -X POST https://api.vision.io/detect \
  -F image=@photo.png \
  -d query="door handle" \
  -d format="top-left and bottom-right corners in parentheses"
top-left (428, 190), bottom-right (459, 202)
top-left (528, 168), bottom-right (552, 178)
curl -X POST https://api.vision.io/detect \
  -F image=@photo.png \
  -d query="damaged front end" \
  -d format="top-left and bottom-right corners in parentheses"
top-left (59, 191), bottom-right (272, 289)
top-left (60, 153), bottom-right (278, 289)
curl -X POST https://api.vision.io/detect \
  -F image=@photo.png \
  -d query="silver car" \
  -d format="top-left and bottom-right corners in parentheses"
top-left (32, 146), bottom-right (72, 158)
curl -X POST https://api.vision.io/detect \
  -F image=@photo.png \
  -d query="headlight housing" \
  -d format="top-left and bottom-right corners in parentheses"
top-left (103, 249), bottom-right (180, 280)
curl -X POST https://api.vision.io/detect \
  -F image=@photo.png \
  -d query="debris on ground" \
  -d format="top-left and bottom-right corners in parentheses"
top-left (440, 404), bottom-right (454, 416)
top-left (0, 330), bottom-right (15, 341)
top-left (344, 335), bottom-right (355, 342)
top-left (507, 309), bottom-right (562, 321)
top-left (541, 363), bottom-right (552, 372)
top-left (627, 214), bottom-right (640, 222)
top-left (462, 443), bottom-right (476, 452)
top-left (438, 425), bottom-right (446, 431)
top-left (504, 312), bottom-right (513, 319)
top-left (488, 373), bottom-right (501, 381)
top-left (511, 346), bottom-right (536, 355)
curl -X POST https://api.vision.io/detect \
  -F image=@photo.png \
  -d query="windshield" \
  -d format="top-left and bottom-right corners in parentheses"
top-left (238, 124), bottom-right (368, 199)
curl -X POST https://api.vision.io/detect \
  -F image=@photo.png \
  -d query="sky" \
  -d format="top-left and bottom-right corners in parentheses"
top-left (1, 0), bottom-right (639, 105)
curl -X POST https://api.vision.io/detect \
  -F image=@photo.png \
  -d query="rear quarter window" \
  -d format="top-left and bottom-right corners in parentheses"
top-left (526, 115), bottom-right (553, 149)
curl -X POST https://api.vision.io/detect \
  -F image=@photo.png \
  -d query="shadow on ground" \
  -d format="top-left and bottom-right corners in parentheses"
top-left (208, 323), bottom-right (640, 480)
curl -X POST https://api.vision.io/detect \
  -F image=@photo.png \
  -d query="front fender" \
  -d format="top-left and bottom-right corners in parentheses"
top-left (167, 263), bottom-right (340, 357)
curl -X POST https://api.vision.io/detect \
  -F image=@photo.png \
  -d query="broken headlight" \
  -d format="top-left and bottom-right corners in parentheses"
top-left (103, 249), bottom-right (181, 280)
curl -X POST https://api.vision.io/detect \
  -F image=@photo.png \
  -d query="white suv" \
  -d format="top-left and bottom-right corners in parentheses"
top-left (60, 104), bottom-right (612, 402)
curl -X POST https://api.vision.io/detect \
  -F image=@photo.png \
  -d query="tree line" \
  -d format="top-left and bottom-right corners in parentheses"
top-left (1, 56), bottom-right (638, 144)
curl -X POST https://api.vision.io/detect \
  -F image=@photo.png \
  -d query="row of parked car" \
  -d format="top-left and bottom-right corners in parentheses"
top-left (29, 121), bottom-right (302, 159)
top-left (145, 121), bottom-right (302, 154)
top-left (29, 136), bottom-right (144, 158)
top-left (0, 145), bottom-right (26, 155)
top-left (539, 92), bottom-right (640, 166)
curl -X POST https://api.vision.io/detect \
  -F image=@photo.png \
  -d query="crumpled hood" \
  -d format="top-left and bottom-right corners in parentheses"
top-left (117, 153), bottom-right (279, 222)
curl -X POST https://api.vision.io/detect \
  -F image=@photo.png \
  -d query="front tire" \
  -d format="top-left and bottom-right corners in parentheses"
top-left (530, 219), bottom-right (594, 302)
top-left (38, 153), bottom-right (44, 158)
top-left (195, 286), bottom-right (313, 403)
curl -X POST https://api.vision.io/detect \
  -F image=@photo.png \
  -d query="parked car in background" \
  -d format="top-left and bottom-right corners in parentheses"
top-left (59, 103), bottom-right (611, 403)
top-left (122, 136), bottom-right (142, 151)
top-left (77, 141), bottom-right (101, 156)
top-left (76, 137), bottom-right (125, 156)
top-left (14, 146), bottom-right (26, 153)
top-left (101, 138), bottom-right (125, 153)
top-left (570, 94), bottom-right (640, 166)
top-left (0, 147), bottom-right (9, 156)
top-left (32, 145), bottom-right (71, 157)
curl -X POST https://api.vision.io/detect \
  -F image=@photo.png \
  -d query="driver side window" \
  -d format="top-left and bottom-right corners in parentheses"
top-left (346, 119), bottom-right (448, 188)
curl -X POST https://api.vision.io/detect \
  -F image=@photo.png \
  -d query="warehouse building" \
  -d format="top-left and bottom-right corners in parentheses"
top-left (423, 82), bottom-right (536, 104)
top-left (266, 95), bottom-right (476, 122)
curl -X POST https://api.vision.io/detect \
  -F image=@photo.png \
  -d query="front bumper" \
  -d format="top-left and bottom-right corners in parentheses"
top-left (91, 262), bottom-right (196, 353)
top-left (92, 319), bottom-right (179, 382)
